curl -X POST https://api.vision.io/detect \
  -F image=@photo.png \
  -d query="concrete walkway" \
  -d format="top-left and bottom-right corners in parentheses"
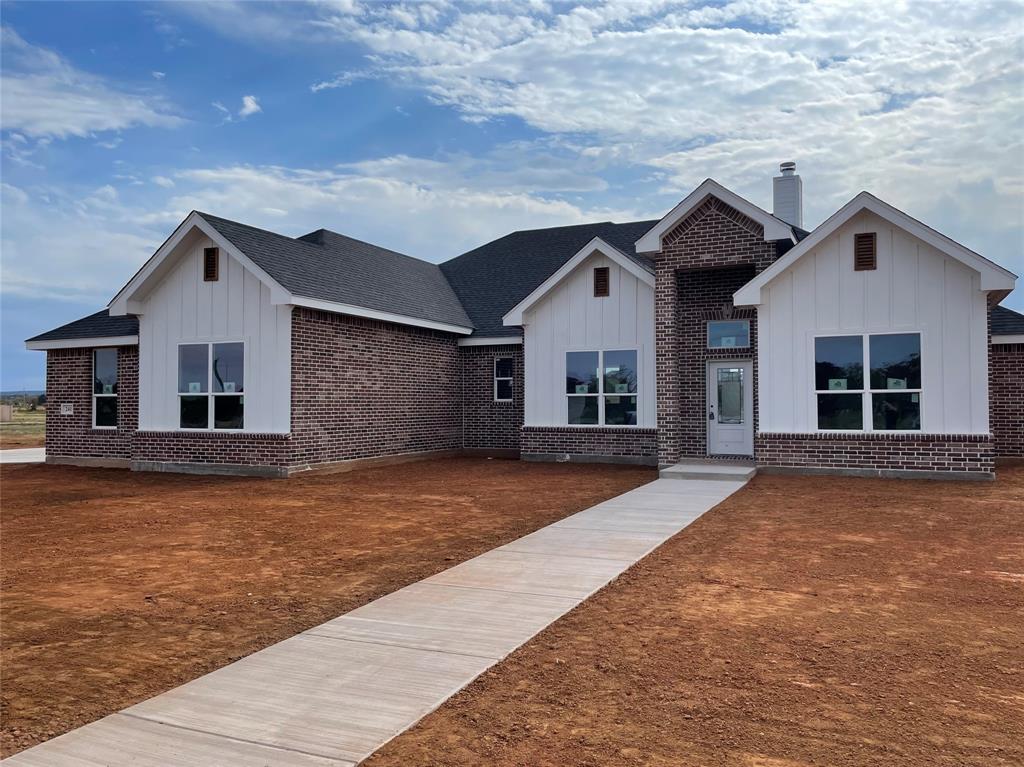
top-left (0, 448), bottom-right (45, 464)
top-left (4, 476), bottom-right (748, 766)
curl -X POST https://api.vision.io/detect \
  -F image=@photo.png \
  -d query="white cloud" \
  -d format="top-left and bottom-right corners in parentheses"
top-left (152, 71), bottom-right (166, 80)
top-left (239, 95), bottom-right (262, 118)
top-left (0, 26), bottom-right (182, 140)
top-left (0, 156), bottom-right (635, 307)
top-left (299, 0), bottom-right (1022, 281)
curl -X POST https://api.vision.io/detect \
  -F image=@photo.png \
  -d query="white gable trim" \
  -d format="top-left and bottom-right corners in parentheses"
top-left (26, 335), bottom-right (138, 351)
top-left (502, 237), bottom-right (654, 326)
top-left (635, 179), bottom-right (795, 253)
top-left (107, 212), bottom-right (474, 335)
top-left (108, 212), bottom-right (290, 315)
top-left (735, 192), bottom-right (1018, 306)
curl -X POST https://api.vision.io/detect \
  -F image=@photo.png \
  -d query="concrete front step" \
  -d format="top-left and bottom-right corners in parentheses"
top-left (659, 460), bottom-right (758, 481)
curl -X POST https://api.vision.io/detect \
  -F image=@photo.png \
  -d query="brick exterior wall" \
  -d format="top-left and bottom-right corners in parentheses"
top-left (288, 308), bottom-right (461, 469)
top-left (521, 426), bottom-right (658, 465)
top-left (459, 344), bottom-right (524, 452)
top-left (654, 196), bottom-right (776, 465)
top-left (45, 346), bottom-right (138, 462)
top-left (990, 342), bottom-right (1024, 457)
top-left (756, 433), bottom-right (995, 476)
top-left (132, 431), bottom-right (291, 470)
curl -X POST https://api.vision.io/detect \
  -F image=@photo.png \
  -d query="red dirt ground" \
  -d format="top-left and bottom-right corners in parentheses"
top-left (366, 465), bottom-right (1024, 767)
top-left (0, 457), bottom-right (654, 757)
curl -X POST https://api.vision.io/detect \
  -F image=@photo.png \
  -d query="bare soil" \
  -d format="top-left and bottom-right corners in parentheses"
top-left (367, 466), bottom-right (1024, 767)
top-left (0, 457), bottom-right (654, 757)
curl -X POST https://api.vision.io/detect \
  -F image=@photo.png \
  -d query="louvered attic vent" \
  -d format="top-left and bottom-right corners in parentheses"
top-left (204, 247), bottom-right (220, 281)
top-left (594, 266), bottom-right (610, 297)
top-left (854, 233), bottom-right (877, 271)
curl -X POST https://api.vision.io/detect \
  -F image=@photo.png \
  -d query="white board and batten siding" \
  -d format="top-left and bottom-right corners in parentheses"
top-left (522, 252), bottom-right (656, 427)
top-left (137, 236), bottom-right (292, 433)
top-left (758, 210), bottom-right (990, 434)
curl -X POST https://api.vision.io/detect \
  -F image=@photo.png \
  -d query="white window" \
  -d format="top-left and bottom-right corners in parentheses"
top-left (814, 332), bottom-right (921, 431)
top-left (494, 357), bottom-right (514, 402)
top-left (93, 348), bottom-right (118, 429)
top-left (707, 319), bottom-right (750, 349)
top-left (177, 342), bottom-right (245, 430)
top-left (566, 349), bottom-right (638, 425)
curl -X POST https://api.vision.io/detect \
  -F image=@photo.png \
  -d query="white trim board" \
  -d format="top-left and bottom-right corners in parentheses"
top-left (458, 336), bottom-right (523, 346)
top-left (25, 335), bottom-right (138, 351)
top-left (635, 178), bottom-right (795, 253)
top-left (992, 334), bottom-right (1024, 345)
top-left (290, 297), bottom-right (472, 335)
top-left (735, 191), bottom-right (1018, 306)
top-left (503, 237), bottom-right (654, 327)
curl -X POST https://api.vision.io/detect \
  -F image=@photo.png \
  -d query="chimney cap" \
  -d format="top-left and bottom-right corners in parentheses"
top-left (779, 161), bottom-right (797, 176)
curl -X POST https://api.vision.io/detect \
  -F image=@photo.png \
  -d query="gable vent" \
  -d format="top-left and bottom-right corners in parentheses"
top-left (593, 266), bottom-right (610, 297)
top-left (204, 247), bottom-right (220, 282)
top-left (854, 233), bottom-right (877, 271)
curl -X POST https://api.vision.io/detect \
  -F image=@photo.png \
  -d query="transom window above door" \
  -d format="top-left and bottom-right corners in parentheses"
top-left (814, 332), bottom-right (921, 431)
top-left (566, 349), bottom-right (638, 425)
top-left (707, 320), bottom-right (750, 349)
top-left (178, 342), bottom-right (245, 430)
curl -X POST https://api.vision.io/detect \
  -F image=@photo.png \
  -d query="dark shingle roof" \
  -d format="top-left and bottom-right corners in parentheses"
top-left (200, 213), bottom-right (473, 329)
top-left (440, 220), bottom-right (659, 337)
top-left (26, 309), bottom-right (139, 343)
top-left (992, 304), bottom-right (1024, 335)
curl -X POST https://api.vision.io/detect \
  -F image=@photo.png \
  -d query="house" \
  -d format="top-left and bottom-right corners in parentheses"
top-left (26, 163), bottom-right (1023, 478)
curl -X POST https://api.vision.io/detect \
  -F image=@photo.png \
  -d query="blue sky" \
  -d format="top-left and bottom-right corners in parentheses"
top-left (2, 0), bottom-right (1022, 390)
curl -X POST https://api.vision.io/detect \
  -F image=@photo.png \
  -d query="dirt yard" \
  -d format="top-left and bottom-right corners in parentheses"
top-left (367, 465), bottom-right (1024, 767)
top-left (0, 457), bottom-right (654, 757)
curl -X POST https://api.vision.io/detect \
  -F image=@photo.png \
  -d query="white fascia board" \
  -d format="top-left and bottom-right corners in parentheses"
top-left (108, 212), bottom-right (292, 316)
top-left (457, 335), bottom-right (523, 346)
top-left (735, 192), bottom-right (1018, 306)
top-left (992, 334), bottom-right (1024, 345)
top-left (290, 296), bottom-right (473, 335)
top-left (503, 237), bottom-right (654, 326)
top-left (635, 178), bottom-right (795, 253)
top-left (26, 335), bottom-right (138, 351)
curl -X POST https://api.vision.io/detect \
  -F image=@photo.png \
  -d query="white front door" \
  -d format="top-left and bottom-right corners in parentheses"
top-left (707, 360), bottom-right (754, 456)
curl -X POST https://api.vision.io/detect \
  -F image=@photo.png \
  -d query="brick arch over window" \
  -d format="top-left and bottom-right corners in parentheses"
top-left (653, 195), bottom-right (779, 466)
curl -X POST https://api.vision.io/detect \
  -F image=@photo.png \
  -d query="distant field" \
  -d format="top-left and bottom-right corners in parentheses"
top-left (0, 409), bottom-right (45, 449)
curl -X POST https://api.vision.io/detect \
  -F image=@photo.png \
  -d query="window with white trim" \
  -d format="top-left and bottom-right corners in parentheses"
top-left (93, 348), bottom-right (118, 428)
top-left (178, 342), bottom-right (244, 429)
top-left (814, 332), bottom-right (921, 431)
top-left (494, 357), bottom-right (514, 402)
top-left (566, 349), bottom-right (638, 425)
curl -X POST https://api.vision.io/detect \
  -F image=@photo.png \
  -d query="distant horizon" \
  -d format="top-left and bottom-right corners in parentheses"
top-left (3, 1), bottom-right (1022, 390)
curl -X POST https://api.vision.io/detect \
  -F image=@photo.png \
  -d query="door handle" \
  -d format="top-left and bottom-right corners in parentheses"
top-left (708, 410), bottom-right (715, 421)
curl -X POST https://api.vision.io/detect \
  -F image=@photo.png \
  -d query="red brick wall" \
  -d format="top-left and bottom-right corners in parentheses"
top-left (521, 426), bottom-right (658, 464)
top-left (289, 308), bottom-right (461, 468)
top-left (45, 346), bottom-right (138, 461)
top-left (132, 431), bottom-right (291, 469)
top-left (459, 344), bottom-right (523, 452)
top-left (653, 196), bottom-right (776, 465)
top-left (990, 343), bottom-right (1023, 456)
top-left (756, 433), bottom-right (994, 476)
